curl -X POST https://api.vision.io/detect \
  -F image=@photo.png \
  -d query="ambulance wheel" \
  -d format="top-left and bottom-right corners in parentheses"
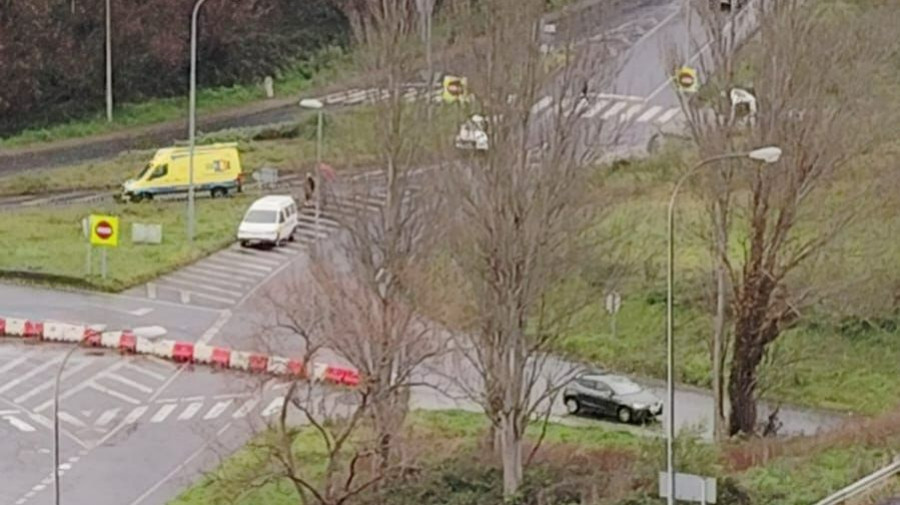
top-left (211, 187), bottom-right (228, 198)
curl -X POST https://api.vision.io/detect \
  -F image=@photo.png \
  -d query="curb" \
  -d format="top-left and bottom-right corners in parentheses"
top-left (0, 315), bottom-right (360, 387)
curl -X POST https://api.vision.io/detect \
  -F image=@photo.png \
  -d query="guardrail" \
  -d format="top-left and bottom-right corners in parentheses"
top-left (814, 458), bottom-right (900, 505)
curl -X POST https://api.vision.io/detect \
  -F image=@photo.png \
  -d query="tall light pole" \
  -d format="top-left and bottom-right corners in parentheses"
top-left (105, 0), bottom-right (113, 122)
top-left (299, 99), bottom-right (324, 231)
top-left (187, 0), bottom-right (209, 242)
top-left (53, 327), bottom-right (161, 505)
top-left (665, 146), bottom-right (782, 505)
top-left (415, 0), bottom-right (434, 120)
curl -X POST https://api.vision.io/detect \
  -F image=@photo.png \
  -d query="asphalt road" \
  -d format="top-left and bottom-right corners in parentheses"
top-left (0, 2), bottom-right (818, 504)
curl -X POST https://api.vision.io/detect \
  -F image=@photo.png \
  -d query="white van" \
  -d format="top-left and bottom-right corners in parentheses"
top-left (237, 195), bottom-right (299, 247)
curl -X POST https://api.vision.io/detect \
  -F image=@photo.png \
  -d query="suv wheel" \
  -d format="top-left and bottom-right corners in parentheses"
top-left (564, 398), bottom-right (580, 415)
top-left (617, 407), bottom-right (633, 424)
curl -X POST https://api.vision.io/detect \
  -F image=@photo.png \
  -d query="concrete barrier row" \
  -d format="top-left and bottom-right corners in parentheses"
top-left (0, 316), bottom-right (360, 387)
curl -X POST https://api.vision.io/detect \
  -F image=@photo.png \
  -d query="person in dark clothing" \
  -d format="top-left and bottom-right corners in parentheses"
top-left (304, 172), bottom-right (316, 203)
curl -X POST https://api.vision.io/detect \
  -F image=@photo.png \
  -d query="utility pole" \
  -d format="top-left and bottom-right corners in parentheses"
top-left (105, 0), bottom-right (113, 122)
top-left (187, 0), bottom-right (208, 242)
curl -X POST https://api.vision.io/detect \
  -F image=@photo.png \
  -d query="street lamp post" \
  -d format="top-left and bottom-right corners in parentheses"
top-left (53, 344), bottom-right (82, 505)
top-left (187, 0), bottom-right (209, 242)
top-left (105, 0), bottom-right (113, 122)
top-left (299, 99), bottom-right (324, 231)
top-left (664, 146), bottom-right (782, 505)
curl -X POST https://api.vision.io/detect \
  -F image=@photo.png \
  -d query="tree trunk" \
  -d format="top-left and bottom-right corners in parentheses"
top-left (727, 328), bottom-right (765, 436)
top-left (499, 411), bottom-right (523, 498)
top-left (712, 202), bottom-right (729, 441)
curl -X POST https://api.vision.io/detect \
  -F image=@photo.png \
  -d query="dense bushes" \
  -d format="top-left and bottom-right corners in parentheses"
top-left (0, 0), bottom-right (349, 136)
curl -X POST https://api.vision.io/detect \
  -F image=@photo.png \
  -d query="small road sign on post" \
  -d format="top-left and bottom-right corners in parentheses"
top-left (89, 214), bottom-right (119, 279)
top-left (659, 472), bottom-right (717, 504)
top-left (606, 291), bottom-right (622, 340)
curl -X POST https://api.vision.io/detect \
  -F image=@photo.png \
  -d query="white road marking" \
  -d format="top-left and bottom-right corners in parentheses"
top-left (262, 397), bottom-right (285, 417)
top-left (200, 258), bottom-right (268, 276)
top-left (621, 103), bottom-right (645, 121)
top-left (123, 406), bottom-right (148, 424)
top-left (131, 307), bottom-right (154, 316)
top-left (166, 270), bottom-right (243, 292)
top-left (179, 290), bottom-right (191, 304)
top-left (150, 403), bottom-right (177, 423)
top-left (531, 96), bottom-right (553, 115)
top-left (145, 355), bottom-right (178, 370)
top-left (186, 264), bottom-right (258, 283)
top-left (219, 250), bottom-right (282, 267)
top-left (208, 255), bottom-right (272, 272)
top-left (58, 411), bottom-right (86, 428)
top-left (637, 105), bottom-right (663, 122)
top-left (126, 422), bottom-right (232, 505)
top-left (0, 353), bottom-right (33, 375)
top-left (103, 372), bottom-right (154, 393)
top-left (88, 383), bottom-right (141, 405)
top-left (200, 309), bottom-right (232, 345)
top-left (171, 270), bottom-right (245, 289)
top-left (601, 101), bottom-right (629, 119)
top-left (582, 99), bottom-right (610, 118)
top-left (203, 400), bottom-right (233, 420)
top-left (232, 398), bottom-right (260, 419)
top-left (160, 277), bottom-right (240, 298)
top-left (655, 107), bottom-right (682, 124)
top-left (0, 409), bottom-right (18, 415)
top-left (594, 93), bottom-right (645, 102)
top-left (178, 402), bottom-right (203, 421)
top-left (28, 413), bottom-right (52, 429)
top-left (3, 415), bottom-right (36, 432)
top-left (13, 359), bottom-right (94, 403)
top-left (122, 362), bottom-right (167, 382)
top-left (146, 282), bottom-right (157, 299)
top-left (95, 408), bottom-right (120, 427)
top-left (0, 355), bottom-right (64, 395)
top-left (174, 289), bottom-right (236, 305)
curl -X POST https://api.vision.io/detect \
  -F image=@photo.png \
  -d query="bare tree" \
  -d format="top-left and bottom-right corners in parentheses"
top-left (430, 0), bottom-right (621, 496)
top-left (672, 0), bottom-right (898, 436)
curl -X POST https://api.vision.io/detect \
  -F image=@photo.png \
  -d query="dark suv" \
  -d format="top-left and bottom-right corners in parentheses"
top-left (563, 373), bottom-right (662, 424)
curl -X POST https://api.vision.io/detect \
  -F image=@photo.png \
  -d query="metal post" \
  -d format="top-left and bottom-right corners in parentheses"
top-left (105, 0), bottom-right (113, 122)
top-left (425, 0), bottom-right (433, 121)
top-left (187, 0), bottom-right (208, 242)
top-left (314, 109), bottom-right (323, 231)
top-left (665, 151), bottom-right (766, 505)
top-left (85, 244), bottom-right (92, 276)
top-left (54, 345), bottom-right (81, 505)
top-left (100, 249), bottom-right (108, 279)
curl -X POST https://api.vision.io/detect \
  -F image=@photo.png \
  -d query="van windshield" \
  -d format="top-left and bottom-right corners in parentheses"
top-left (243, 210), bottom-right (277, 224)
top-left (137, 163), bottom-right (153, 180)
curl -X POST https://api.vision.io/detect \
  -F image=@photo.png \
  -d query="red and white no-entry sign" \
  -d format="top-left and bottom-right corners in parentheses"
top-left (89, 214), bottom-right (119, 247)
top-left (95, 221), bottom-right (113, 240)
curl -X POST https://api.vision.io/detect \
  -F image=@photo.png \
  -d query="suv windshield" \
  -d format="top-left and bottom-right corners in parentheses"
top-left (607, 379), bottom-right (641, 396)
top-left (243, 210), bottom-right (277, 224)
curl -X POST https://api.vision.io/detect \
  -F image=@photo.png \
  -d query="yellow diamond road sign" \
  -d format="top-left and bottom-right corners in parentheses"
top-left (89, 214), bottom-right (119, 247)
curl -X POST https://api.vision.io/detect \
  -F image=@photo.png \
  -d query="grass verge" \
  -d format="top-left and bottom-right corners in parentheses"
top-left (169, 408), bottom-right (900, 505)
top-left (0, 197), bottom-right (251, 292)
top-left (0, 48), bottom-right (352, 150)
top-left (0, 104), bottom-right (461, 197)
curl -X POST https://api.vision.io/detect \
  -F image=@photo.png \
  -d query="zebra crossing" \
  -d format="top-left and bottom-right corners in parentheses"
top-left (0, 349), bottom-right (177, 438)
top-left (128, 187), bottom-right (389, 309)
top-left (317, 86), bottom-right (442, 107)
top-left (532, 92), bottom-right (684, 128)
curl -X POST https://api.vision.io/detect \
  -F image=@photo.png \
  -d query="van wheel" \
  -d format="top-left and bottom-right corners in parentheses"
top-left (239, 240), bottom-right (249, 248)
top-left (289, 227), bottom-right (296, 242)
top-left (211, 187), bottom-right (228, 199)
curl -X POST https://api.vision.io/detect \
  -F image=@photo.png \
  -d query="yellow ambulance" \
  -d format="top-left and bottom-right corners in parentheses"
top-left (122, 143), bottom-right (244, 202)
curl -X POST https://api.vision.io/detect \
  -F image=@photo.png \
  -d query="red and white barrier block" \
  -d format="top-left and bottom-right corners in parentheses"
top-left (0, 315), bottom-right (360, 387)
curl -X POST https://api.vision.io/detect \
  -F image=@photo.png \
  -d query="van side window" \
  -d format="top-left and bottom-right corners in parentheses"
top-left (150, 165), bottom-right (168, 180)
top-left (278, 211), bottom-right (286, 224)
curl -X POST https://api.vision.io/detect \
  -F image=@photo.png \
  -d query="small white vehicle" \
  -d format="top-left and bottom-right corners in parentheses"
top-left (454, 114), bottom-right (490, 151)
top-left (237, 195), bottom-right (299, 247)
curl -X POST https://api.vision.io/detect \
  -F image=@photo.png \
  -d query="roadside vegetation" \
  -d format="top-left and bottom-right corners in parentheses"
top-left (0, 197), bottom-right (251, 291)
top-left (0, 105), bottom-right (459, 197)
top-left (170, 408), bottom-right (900, 505)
